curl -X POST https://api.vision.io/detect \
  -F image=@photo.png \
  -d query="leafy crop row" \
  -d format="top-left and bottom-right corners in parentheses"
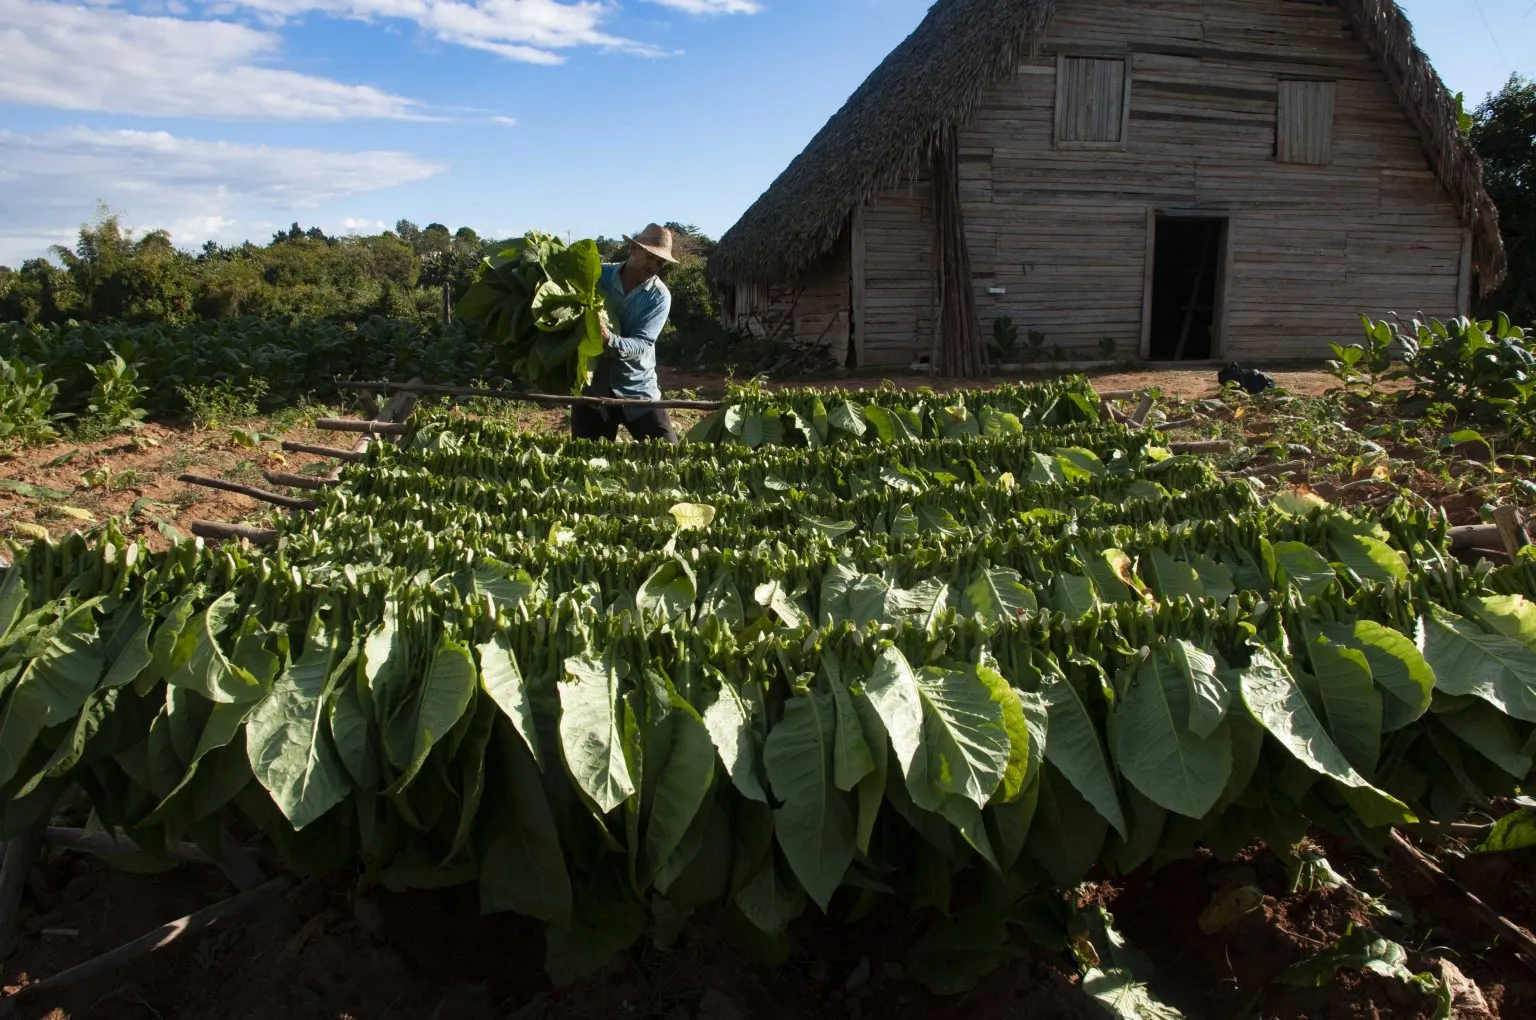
top-left (0, 378), bottom-right (1533, 992)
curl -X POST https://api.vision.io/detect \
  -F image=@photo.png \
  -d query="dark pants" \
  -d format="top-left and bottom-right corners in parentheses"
top-left (571, 404), bottom-right (679, 443)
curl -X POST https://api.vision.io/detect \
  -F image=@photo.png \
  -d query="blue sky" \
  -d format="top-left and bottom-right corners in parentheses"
top-left (0, 0), bottom-right (1530, 266)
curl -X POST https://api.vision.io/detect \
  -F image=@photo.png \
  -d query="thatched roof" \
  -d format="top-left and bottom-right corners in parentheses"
top-left (708, 0), bottom-right (1507, 293)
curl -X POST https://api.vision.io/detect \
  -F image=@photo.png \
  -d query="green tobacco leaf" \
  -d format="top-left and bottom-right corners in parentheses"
top-left (1471, 594), bottom-right (1536, 646)
top-left (1041, 666), bottom-right (1127, 838)
top-left (963, 566), bottom-right (1038, 625)
top-left (245, 615), bottom-right (350, 830)
top-left (1322, 620), bottom-right (1432, 731)
top-left (1053, 574), bottom-right (1097, 620)
top-left (1272, 541), bottom-right (1337, 599)
top-left (1277, 924), bottom-right (1417, 987)
top-left (830, 674), bottom-right (874, 792)
top-left (701, 676), bottom-right (767, 803)
top-left (1188, 554), bottom-right (1235, 604)
top-left (0, 608), bottom-right (104, 787)
top-left (1436, 698), bottom-right (1533, 777)
top-left (1083, 968), bottom-right (1187, 1020)
top-left (1422, 609), bottom-right (1536, 722)
top-left (640, 682), bottom-right (716, 888)
top-left (1171, 639), bottom-right (1228, 738)
top-left (1146, 549), bottom-right (1203, 602)
top-left (386, 635), bottom-right (477, 794)
top-left (559, 653), bottom-right (636, 814)
top-left (479, 726), bottom-right (572, 923)
top-left (478, 629), bottom-right (542, 767)
top-left (636, 558), bottom-right (697, 623)
top-left (1112, 654), bottom-right (1232, 819)
top-left (1238, 648), bottom-right (1413, 827)
top-left (166, 591), bottom-right (263, 704)
top-left (763, 692), bottom-right (853, 910)
top-left (1309, 636), bottom-right (1382, 775)
top-left (1329, 533), bottom-right (1408, 585)
top-left (1476, 808), bottom-right (1536, 853)
top-left (976, 660), bottom-right (1031, 802)
top-left (911, 665), bottom-right (1010, 809)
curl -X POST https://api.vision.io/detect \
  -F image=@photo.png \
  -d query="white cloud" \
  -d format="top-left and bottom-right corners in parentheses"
top-left (0, 0), bottom-right (429, 119)
top-left (0, 127), bottom-right (445, 264)
top-left (643, 0), bottom-right (760, 13)
top-left (208, 0), bottom-right (665, 63)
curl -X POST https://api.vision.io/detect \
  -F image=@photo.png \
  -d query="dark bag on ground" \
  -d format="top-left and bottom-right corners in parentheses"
top-left (1217, 362), bottom-right (1275, 395)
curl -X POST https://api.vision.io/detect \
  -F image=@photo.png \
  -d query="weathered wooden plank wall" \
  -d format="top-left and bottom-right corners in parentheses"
top-left (947, 0), bottom-right (1464, 362)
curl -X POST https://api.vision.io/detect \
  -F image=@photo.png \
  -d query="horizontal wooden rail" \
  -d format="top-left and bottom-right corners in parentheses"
top-left (178, 474), bottom-right (315, 511)
top-left (0, 878), bottom-right (293, 1017)
top-left (262, 470), bottom-right (338, 491)
top-left (314, 418), bottom-right (410, 436)
top-left (190, 520), bottom-right (278, 545)
top-left (280, 441), bottom-right (364, 463)
top-left (1169, 440), bottom-right (1232, 455)
top-left (335, 380), bottom-right (724, 411)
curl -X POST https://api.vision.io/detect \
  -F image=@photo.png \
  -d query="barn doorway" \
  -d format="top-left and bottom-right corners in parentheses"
top-left (1147, 215), bottom-right (1226, 361)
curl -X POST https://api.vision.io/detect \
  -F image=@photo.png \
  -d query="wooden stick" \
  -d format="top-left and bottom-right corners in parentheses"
top-left (41, 828), bottom-right (210, 865)
top-left (178, 474), bottom-right (315, 511)
top-left (212, 829), bottom-right (299, 933)
top-left (1388, 830), bottom-right (1536, 973)
top-left (1171, 440), bottom-right (1233, 455)
top-left (335, 380), bottom-right (725, 411)
top-left (314, 418), bottom-right (409, 436)
top-left (189, 520), bottom-right (277, 545)
top-left (262, 470), bottom-right (337, 491)
top-left (0, 877), bottom-right (293, 1016)
top-left (280, 441), bottom-right (363, 463)
top-left (1238, 460), bottom-right (1307, 478)
top-left (0, 828), bottom-right (41, 958)
top-left (1449, 524), bottom-right (1501, 551)
top-left (1494, 506), bottom-right (1528, 558)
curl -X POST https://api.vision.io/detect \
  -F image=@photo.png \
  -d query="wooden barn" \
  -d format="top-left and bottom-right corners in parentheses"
top-left (705, 0), bottom-right (1507, 375)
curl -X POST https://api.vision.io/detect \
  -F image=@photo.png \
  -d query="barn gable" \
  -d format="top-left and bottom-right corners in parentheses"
top-left (707, 0), bottom-right (1506, 372)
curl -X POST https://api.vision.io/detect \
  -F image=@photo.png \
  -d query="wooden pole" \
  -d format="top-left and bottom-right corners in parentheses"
top-left (1170, 440), bottom-right (1232, 455)
top-left (40, 828), bottom-right (210, 865)
top-left (314, 418), bottom-right (409, 436)
top-left (280, 441), bottom-right (363, 463)
top-left (189, 521), bottom-right (277, 545)
top-left (0, 828), bottom-right (41, 959)
top-left (1388, 830), bottom-right (1536, 974)
top-left (262, 470), bottom-right (337, 491)
top-left (1448, 524), bottom-right (1502, 551)
top-left (178, 475), bottom-right (315, 512)
top-left (335, 381), bottom-right (724, 411)
top-left (1493, 506), bottom-right (1529, 558)
top-left (0, 877), bottom-right (293, 1017)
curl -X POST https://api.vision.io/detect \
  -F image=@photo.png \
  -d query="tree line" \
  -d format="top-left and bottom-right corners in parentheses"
top-left (0, 213), bottom-right (725, 357)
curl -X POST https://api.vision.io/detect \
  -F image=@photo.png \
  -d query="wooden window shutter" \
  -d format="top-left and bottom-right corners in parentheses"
top-left (1276, 80), bottom-right (1336, 164)
top-left (1055, 56), bottom-right (1129, 146)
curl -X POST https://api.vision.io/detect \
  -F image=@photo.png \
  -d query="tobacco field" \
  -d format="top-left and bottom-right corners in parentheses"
top-left (1, 375), bottom-right (1534, 1016)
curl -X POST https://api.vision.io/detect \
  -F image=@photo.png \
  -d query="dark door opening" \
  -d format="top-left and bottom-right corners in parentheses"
top-left (1148, 216), bottom-right (1225, 360)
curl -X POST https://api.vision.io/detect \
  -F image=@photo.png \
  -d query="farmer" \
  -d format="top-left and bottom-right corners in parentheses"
top-left (572, 223), bottom-right (679, 443)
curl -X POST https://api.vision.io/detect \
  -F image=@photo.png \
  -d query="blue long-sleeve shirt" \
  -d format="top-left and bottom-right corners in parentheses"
top-left (585, 263), bottom-right (670, 417)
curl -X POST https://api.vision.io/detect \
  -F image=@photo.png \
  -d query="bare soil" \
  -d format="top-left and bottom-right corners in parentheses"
top-left (4, 834), bottom-right (1530, 1019)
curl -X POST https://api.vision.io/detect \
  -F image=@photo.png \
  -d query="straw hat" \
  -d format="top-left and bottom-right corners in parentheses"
top-left (623, 223), bottom-right (679, 264)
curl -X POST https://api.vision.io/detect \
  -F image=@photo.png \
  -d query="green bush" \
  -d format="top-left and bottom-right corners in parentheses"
top-left (0, 357), bottom-right (69, 454)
